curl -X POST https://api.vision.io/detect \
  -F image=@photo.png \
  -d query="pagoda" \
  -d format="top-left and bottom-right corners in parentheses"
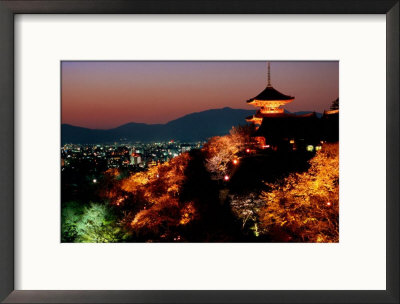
top-left (244, 62), bottom-right (339, 151)
top-left (246, 62), bottom-right (294, 125)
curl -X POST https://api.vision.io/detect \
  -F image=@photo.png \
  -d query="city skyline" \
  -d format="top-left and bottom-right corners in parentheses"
top-left (62, 61), bottom-right (339, 129)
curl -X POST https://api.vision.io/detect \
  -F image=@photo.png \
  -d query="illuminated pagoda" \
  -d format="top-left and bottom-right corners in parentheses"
top-left (245, 62), bottom-right (339, 151)
top-left (246, 62), bottom-right (294, 125)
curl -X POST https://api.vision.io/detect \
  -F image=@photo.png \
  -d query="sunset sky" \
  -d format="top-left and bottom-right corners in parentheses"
top-left (62, 61), bottom-right (338, 129)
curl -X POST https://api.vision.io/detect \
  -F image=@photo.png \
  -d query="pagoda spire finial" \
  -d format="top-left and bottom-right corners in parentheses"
top-left (267, 61), bottom-right (271, 87)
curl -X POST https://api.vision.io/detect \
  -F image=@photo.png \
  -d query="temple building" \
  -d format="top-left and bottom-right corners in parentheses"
top-left (246, 62), bottom-right (295, 125)
top-left (245, 62), bottom-right (339, 151)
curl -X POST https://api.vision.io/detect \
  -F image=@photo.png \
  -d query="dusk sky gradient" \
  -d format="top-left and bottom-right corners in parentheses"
top-left (62, 61), bottom-right (338, 129)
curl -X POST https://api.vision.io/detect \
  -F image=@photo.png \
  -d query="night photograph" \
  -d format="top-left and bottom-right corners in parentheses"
top-left (61, 61), bottom-right (339, 243)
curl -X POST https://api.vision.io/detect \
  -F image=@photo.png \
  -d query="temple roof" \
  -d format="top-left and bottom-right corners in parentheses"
top-left (247, 111), bottom-right (317, 120)
top-left (247, 85), bottom-right (294, 103)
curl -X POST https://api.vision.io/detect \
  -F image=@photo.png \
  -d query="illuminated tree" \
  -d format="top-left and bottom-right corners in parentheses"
top-left (115, 153), bottom-right (199, 240)
top-left (61, 201), bottom-right (83, 242)
top-left (62, 201), bottom-right (126, 243)
top-left (74, 203), bottom-right (124, 243)
top-left (258, 143), bottom-right (339, 242)
top-left (203, 125), bottom-right (254, 180)
top-left (130, 195), bottom-right (180, 234)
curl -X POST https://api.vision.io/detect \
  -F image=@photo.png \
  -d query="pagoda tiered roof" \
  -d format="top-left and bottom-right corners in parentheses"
top-left (247, 85), bottom-right (294, 103)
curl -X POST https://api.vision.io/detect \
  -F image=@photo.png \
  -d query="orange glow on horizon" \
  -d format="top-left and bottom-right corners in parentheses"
top-left (61, 61), bottom-right (339, 129)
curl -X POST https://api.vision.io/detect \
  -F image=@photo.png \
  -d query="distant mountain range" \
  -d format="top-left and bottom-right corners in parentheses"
top-left (61, 107), bottom-right (322, 144)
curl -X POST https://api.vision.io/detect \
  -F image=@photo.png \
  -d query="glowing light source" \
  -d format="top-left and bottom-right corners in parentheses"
top-left (290, 139), bottom-right (295, 144)
top-left (93, 179), bottom-right (97, 183)
top-left (224, 175), bottom-right (230, 181)
top-left (326, 202), bottom-right (332, 207)
top-left (246, 148), bottom-right (250, 153)
top-left (233, 159), bottom-right (238, 165)
top-left (315, 146), bottom-right (322, 151)
top-left (306, 145), bottom-right (314, 152)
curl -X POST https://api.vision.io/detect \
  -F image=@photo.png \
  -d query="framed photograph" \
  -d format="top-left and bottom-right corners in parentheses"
top-left (0, 0), bottom-right (398, 303)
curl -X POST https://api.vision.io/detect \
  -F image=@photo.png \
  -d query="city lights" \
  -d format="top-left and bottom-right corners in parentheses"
top-left (61, 141), bottom-right (205, 171)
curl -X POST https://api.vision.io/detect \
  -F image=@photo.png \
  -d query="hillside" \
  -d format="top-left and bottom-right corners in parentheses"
top-left (62, 108), bottom-right (321, 144)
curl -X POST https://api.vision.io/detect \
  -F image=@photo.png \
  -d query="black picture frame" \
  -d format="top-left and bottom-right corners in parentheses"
top-left (0, 1), bottom-right (398, 303)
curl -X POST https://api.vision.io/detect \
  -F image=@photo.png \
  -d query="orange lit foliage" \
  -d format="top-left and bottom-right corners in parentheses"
top-left (119, 153), bottom-right (198, 237)
top-left (203, 125), bottom-right (254, 179)
top-left (258, 143), bottom-right (339, 242)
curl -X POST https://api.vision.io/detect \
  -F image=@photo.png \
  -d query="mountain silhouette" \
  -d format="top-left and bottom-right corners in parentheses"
top-left (61, 107), bottom-right (321, 144)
